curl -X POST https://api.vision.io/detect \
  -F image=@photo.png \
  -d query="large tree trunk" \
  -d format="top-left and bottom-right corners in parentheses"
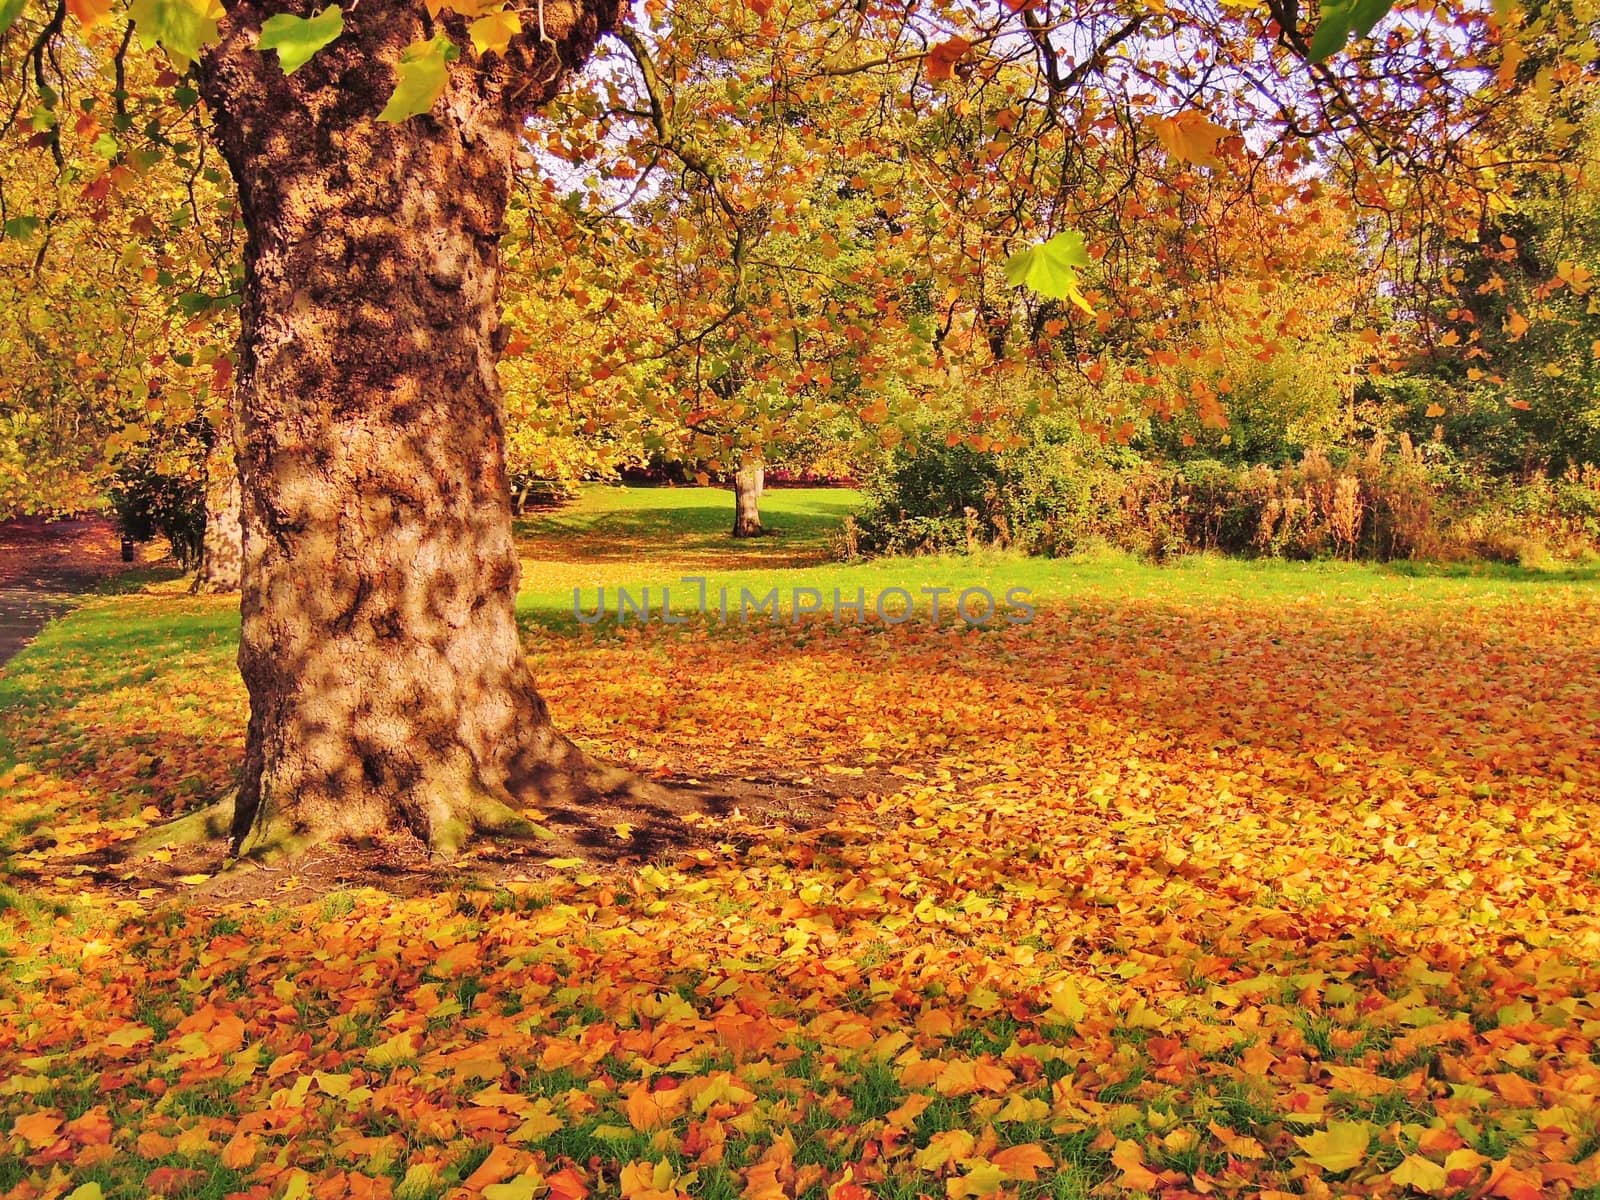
top-left (731, 457), bottom-right (764, 538)
top-left (197, 0), bottom-right (618, 857)
top-left (192, 425), bottom-right (242, 594)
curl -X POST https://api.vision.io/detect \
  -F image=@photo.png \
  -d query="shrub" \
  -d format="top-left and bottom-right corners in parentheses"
top-left (853, 420), bottom-right (1600, 565)
top-left (109, 458), bottom-right (206, 569)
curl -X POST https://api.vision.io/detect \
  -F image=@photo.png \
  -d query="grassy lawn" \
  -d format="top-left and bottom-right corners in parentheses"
top-left (2, 486), bottom-right (1599, 1200)
top-left (514, 484), bottom-right (1600, 630)
top-left (515, 483), bottom-right (859, 563)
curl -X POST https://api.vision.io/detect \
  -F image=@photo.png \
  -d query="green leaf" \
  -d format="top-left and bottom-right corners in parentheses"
top-left (1308, 3), bottom-right (1353, 60)
top-left (3, 215), bottom-right (42, 240)
top-left (1308, 0), bottom-right (1394, 59)
top-left (377, 35), bottom-right (457, 123)
top-left (127, 0), bottom-right (222, 70)
top-left (1004, 231), bottom-right (1095, 314)
top-left (0, 0), bottom-right (28, 36)
top-left (258, 5), bottom-right (343, 75)
top-left (1350, 0), bottom-right (1393, 36)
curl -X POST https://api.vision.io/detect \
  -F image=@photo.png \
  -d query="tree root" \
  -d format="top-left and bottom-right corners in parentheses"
top-left (125, 796), bottom-right (236, 856)
top-left (427, 792), bottom-right (555, 857)
top-left (513, 729), bottom-right (667, 811)
top-left (233, 817), bottom-right (314, 864)
top-left (125, 730), bottom-right (669, 867)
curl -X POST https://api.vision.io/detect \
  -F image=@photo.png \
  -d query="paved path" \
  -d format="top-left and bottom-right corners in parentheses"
top-left (0, 586), bottom-right (78, 670)
top-left (0, 517), bottom-right (155, 672)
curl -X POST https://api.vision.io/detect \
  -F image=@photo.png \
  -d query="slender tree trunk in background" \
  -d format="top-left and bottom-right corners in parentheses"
top-left (732, 457), bottom-right (764, 538)
top-left (197, 0), bottom-right (619, 857)
top-left (192, 424), bottom-right (242, 594)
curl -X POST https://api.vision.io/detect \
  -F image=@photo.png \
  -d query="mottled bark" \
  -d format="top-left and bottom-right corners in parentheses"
top-left (732, 458), bottom-right (764, 538)
top-left (192, 431), bottom-right (241, 594)
top-left (197, 0), bottom-right (619, 856)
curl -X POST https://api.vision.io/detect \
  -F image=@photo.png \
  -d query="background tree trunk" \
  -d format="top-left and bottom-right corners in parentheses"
top-left (192, 422), bottom-right (242, 594)
top-left (732, 457), bottom-right (764, 538)
top-left (197, 0), bottom-right (617, 857)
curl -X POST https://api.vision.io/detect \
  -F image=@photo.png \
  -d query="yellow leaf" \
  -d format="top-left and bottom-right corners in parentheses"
top-left (619, 1160), bottom-right (678, 1200)
top-left (67, 0), bottom-right (114, 27)
top-left (465, 1143), bottom-right (523, 1191)
top-left (1207, 1120), bottom-right (1266, 1160)
top-left (946, 1161), bottom-right (1006, 1199)
top-left (885, 1093), bottom-right (932, 1128)
top-left (1148, 110), bottom-right (1229, 165)
top-left (1444, 1148), bottom-right (1489, 1175)
top-left (1390, 1154), bottom-right (1448, 1194)
top-left (1046, 977), bottom-right (1086, 1023)
top-left (1293, 1119), bottom-right (1371, 1173)
top-left (1557, 260), bottom-right (1593, 294)
top-left (65, 1186), bottom-right (104, 1200)
top-left (934, 1059), bottom-right (978, 1096)
top-left (469, 9), bottom-right (521, 55)
top-left (484, 1172), bottom-right (548, 1200)
top-left (916, 1129), bottom-right (976, 1172)
top-left (396, 1164), bottom-right (440, 1200)
top-left (314, 1071), bottom-right (352, 1096)
top-left (690, 1073), bottom-right (755, 1114)
top-left (365, 1030), bottom-right (418, 1068)
top-left (1111, 1139), bottom-right (1159, 1190)
top-left (510, 1099), bottom-right (564, 1143)
top-left (990, 1143), bottom-right (1052, 1181)
top-left (11, 1111), bottom-right (61, 1148)
top-left (625, 1086), bottom-right (666, 1132)
top-left (221, 1132), bottom-right (260, 1169)
top-left (1425, 403), bottom-right (1446, 418)
top-left (995, 1094), bottom-right (1049, 1123)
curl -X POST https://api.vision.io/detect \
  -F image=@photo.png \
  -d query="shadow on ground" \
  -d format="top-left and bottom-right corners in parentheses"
top-left (6, 768), bottom-right (850, 909)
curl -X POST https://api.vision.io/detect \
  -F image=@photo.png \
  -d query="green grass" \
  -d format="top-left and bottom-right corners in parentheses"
top-left (6, 481), bottom-right (1599, 685)
top-left (4, 483), bottom-right (1597, 740)
top-left (0, 603), bottom-right (235, 747)
top-left (510, 484), bottom-right (1600, 631)
top-left (515, 483), bottom-right (859, 562)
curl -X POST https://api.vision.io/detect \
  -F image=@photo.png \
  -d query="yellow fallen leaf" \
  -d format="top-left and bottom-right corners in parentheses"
top-left (365, 1030), bottom-right (419, 1068)
top-left (990, 1143), bottom-right (1052, 1181)
top-left (484, 1172), bottom-right (548, 1200)
top-left (916, 1129), bottom-right (976, 1172)
top-left (11, 1111), bottom-right (62, 1148)
top-left (1390, 1154), bottom-right (1448, 1194)
top-left (1294, 1120), bottom-right (1371, 1173)
top-left (1111, 1139), bottom-right (1159, 1190)
top-left (946, 1160), bottom-right (1007, 1199)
